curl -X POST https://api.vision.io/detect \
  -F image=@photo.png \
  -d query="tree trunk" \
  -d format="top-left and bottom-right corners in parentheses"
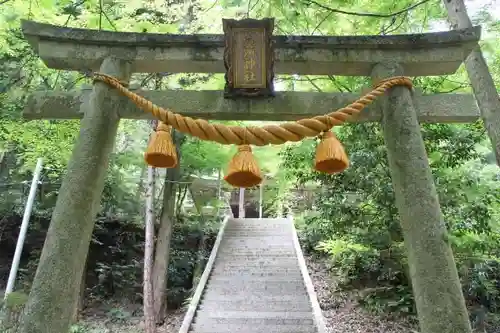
top-left (176, 184), bottom-right (188, 219)
top-left (443, 0), bottom-right (500, 166)
top-left (135, 164), bottom-right (148, 202)
top-left (0, 148), bottom-right (16, 184)
top-left (152, 166), bottom-right (180, 324)
top-left (152, 131), bottom-right (183, 324)
top-left (71, 260), bottom-right (87, 324)
top-left (143, 166), bottom-right (156, 333)
top-left (189, 186), bottom-right (207, 288)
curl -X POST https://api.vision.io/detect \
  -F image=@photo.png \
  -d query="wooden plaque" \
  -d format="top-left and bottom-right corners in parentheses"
top-left (223, 18), bottom-right (275, 99)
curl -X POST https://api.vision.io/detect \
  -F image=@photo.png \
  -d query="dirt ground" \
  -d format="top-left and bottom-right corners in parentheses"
top-left (305, 255), bottom-right (417, 333)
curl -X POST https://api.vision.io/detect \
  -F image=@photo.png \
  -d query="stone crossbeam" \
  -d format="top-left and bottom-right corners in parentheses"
top-left (24, 89), bottom-right (479, 123)
top-left (21, 20), bottom-right (480, 76)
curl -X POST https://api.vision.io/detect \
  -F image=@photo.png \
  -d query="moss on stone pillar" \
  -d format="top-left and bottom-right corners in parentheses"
top-left (371, 63), bottom-right (471, 333)
top-left (18, 57), bottom-right (131, 333)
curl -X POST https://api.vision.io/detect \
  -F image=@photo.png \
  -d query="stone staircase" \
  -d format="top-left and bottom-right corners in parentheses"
top-left (179, 217), bottom-right (326, 333)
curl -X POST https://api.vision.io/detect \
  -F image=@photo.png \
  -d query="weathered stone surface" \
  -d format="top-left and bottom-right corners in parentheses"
top-left (444, 0), bottom-right (500, 166)
top-left (18, 57), bottom-right (130, 333)
top-left (23, 88), bottom-right (480, 123)
top-left (179, 218), bottom-right (326, 333)
top-left (21, 19), bottom-right (480, 76)
top-left (372, 63), bottom-right (472, 333)
top-left (190, 323), bottom-right (317, 333)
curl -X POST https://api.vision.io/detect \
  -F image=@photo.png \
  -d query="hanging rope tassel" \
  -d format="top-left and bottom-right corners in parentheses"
top-left (224, 144), bottom-right (262, 188)
top-left (314, 131), bottom-right (349, 174)
top-left (144, 121), bottom-right (178, 168)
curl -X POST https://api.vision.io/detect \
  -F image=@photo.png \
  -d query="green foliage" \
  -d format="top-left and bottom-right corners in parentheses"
top-left (316, 239), bottom-right (381, 285)
top-left (282, 119), bottom-right (499, 315)
top-left (2, 291), bottom-right (29, 311)
top-left (359, 285), bottom-right (415, 316)
top-left (0, 291), bottom-right (29, 332)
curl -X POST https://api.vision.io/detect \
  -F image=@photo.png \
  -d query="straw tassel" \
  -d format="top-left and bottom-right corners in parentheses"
top-left (144, 122), bottom-right (178, 168)
top-left (224, 145), bottom-right (262, 188)
top-left (314, 131), bottom-right (349, 174)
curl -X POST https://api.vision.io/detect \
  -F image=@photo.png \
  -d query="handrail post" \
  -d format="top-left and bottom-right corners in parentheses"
top-left (4, 158), bottom-right (43, 300)
top-left (238, 187), bottom-right (245, 218)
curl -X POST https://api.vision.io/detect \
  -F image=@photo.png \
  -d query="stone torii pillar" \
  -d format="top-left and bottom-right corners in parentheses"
top-left (18, 57), bottom-right (130, 333)
top-left (372, 63), bottom-right (471, 333)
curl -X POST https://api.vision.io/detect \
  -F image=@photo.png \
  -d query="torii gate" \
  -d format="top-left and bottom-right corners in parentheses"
top-left (18, 18), bottom-right (488, 333)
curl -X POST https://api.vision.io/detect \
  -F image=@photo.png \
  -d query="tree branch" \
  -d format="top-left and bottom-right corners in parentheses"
top-left (304, 0), bottom-right (431, 18)
top-left (305, 76), bottom-right (323, 92)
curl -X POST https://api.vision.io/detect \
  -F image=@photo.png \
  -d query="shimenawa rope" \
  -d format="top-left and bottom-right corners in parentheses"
top-left (92, 73), bottom-right (412, 146)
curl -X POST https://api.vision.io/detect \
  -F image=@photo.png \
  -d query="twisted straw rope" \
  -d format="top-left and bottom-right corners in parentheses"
top-left (93, 73), bottom-right (412, 146)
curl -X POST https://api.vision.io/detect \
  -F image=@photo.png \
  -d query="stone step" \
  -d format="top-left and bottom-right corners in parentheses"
top-left (226, 222), bottom-right (291, 227)
top-left (223, 235), bottom-right (292, 238)
top-left (192, 317), bottom-right (314, 326)
top-left (226, 219), bottom-right (291, 224)
top-left (226, 219), bottom-right (291, 223)
top-left (216, 255), bottom-right (297, 259)
top-left (202, 290), bottom-right (309, 304)
top-left (202, 294), bottom-right (309, 302)
top-left (204, 290), bottom-right (308, 297)
top-left (224, 225), bottom-right (292, 229)
top-left (217, 249), bottom-right (297, 253)
top-left (218, 246), bottom-right (295, 251)
top-left (218, 247), bottom-right (296, 252)
top-left (220, 245), bottom-right (294, 249)
top-left (212, 265), bottom-right (301, 271)
top-left (215, 256), bottom-right (297, 260)
top-left (212, 268), bottom-right (302, 275)
top-left (220, 239), bottom-right (294, 244)
top-left (210, 271), bottom-right (302, 278)
top-left (215, 254), bottom-right (297, 259)
top-left (224, 227), bottom-right (292, 231)
top-left (196, 311), bottom-right (313, 319)
top-left (206, 282), bottom-right (306, 291)
top-left (208, 280), bottom-right (306, 294)
top-left (223, 232), bottom-right (293, 235)
top-left (222, 230), bottom-right (293, 233)
top-left (208, 276), bottom-right (304, 283)
top-left (217, 254), bottom-right (297, 260)
top-left (220, 242), bottom-right (294, 245)
top-left (221, 235), bottom-right (292, 239)
top-left (189, 324), bottom-right (317, 333)
top-left (213, 260), bottom-right (299, 265)
top-left (216, 252), bottom-right (297, 257)
top-left (204, 288), bottom-right (309, 296)
top-left (221, 239), bottom-right (293, 242)
top-left (198, 302), bottom-right (312, 312)
top-left (216, 256), bottom-right (297, 261)
top-left (219, 244), bottom-right (295, 248)
top-left (189, 325), bottom-right (317, 333)
top-left (214, 260), bottom-right (299, 267)
top-left (210, 271), bottom-right (303, 278)
top-left (207, 277), bottom-right (304, 284)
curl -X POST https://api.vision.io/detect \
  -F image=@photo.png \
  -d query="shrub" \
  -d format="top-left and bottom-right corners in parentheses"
top-left (316, 239), bottom-right (381, 286)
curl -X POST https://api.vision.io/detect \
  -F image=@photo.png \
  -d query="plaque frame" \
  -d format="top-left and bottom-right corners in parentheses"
top-left (222, 18), bottom-right (275, 99)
